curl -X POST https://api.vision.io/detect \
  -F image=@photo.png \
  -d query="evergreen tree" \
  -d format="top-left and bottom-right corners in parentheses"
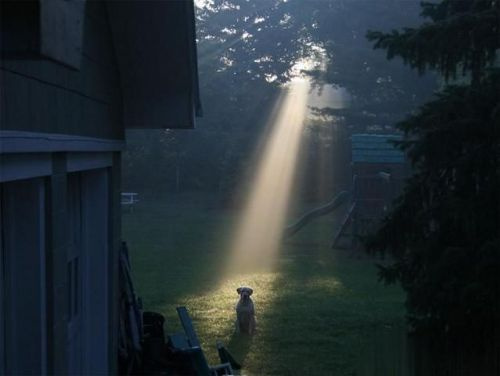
top-left (365, 0), bottom-right (500, 336)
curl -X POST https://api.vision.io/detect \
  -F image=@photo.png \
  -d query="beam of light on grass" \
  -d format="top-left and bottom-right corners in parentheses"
top-left (225, 79), bottom-right (309, 275)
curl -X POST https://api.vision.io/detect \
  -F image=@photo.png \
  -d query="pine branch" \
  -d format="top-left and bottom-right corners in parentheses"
top-left (366, 4), bottom-right (500, 81)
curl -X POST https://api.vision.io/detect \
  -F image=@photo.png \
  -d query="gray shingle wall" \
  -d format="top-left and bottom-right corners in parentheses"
top-left (0, 1), bottom-right (123, 140)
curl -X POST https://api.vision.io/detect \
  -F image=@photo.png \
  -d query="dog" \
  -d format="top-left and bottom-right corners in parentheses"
top-left (235, 286), bottom-right (256, 335)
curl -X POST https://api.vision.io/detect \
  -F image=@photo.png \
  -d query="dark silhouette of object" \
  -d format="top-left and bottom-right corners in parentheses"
top-left (284, 191), bottom-right (350, 237)
top-left (168, 306), bottom-right (234, 375)
top-left (118, 242), bottom-right (143, 374)
top-left (216, 341), bottom-right (241, 370)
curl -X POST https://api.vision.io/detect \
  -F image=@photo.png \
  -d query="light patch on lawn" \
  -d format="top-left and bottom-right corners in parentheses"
top-left (124, 196), bottom-right (406, 375)
top-left (157, 271), bottom-right (283, 367)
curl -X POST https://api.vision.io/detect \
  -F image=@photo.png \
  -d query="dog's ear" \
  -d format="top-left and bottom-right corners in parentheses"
top-left (237, 287), bottom-right (242, 295)
top-left (248, 288), bottom-right (253, 296)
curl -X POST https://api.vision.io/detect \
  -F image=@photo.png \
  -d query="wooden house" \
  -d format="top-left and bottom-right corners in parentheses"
top-left (0, 1), bottom-right (201, 374)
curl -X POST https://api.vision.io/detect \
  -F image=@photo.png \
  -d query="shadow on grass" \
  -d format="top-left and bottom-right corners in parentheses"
top-left (123, 195), bottom-right (241, 307)
top-left (226, 332), bottom-right (253, 371)
top-left (242, 248), bottom-right (348, 374)
top-left (238, 221), bottom-right (407, 375)
top-left (125, 195), bottom-right (407, 375)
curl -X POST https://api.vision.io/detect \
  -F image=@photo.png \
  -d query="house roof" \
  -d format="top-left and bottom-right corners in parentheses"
top-left (107, 0), bottom-right (202, 129)
top-left (351, 134), bottom-right (405, 164)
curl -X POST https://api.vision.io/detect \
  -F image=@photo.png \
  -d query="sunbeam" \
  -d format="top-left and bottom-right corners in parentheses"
top-left (225, 79), bottom-right (309, 275)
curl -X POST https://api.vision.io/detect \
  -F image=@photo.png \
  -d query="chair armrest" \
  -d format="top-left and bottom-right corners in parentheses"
top-left (210, 362), bottom-right (233, 375)
top-left (168, 333), bottom-right (191, 351)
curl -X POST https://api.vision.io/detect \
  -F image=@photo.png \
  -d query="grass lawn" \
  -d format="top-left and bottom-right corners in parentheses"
top-left (123, 193), bottom-right (406, 375)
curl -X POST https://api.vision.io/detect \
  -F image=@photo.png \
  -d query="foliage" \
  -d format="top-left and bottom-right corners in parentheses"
top-left (123, 0), bottom-right (436, 196)
top-left (367, 0), bottom-right (499, 82)
top-left (365, 0), bottom-right (500, 334)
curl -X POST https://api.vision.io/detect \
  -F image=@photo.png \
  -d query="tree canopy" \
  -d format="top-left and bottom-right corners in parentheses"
top-left (123, 0), bottom-right (436, 197)
top-left (365, 0), bottom-right (500, 336)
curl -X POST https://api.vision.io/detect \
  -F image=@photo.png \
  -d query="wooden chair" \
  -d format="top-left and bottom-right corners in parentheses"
top-left (168, 306), bottom-right (233, 376)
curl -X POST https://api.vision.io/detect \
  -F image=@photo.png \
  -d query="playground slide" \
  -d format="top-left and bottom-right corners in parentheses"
top-left (284, 191), bottom-right (350, 238)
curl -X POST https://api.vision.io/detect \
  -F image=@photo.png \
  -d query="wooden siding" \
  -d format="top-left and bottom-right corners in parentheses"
top-left (107, 0), bottom-right (201, 129)
top-left (39, 0), bottom-right (86, 69)
top-left (0, 1), bottom-right (123, 140)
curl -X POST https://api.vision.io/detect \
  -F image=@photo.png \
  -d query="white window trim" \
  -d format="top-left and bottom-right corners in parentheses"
top-left (0, 154), bottom-right (52, 183)
top-left (67, 153), bottom-right (113, 172)
top-left (38, 182), bottom-right (47, 375)
top-left (0, 131), bottom-right (124, 154)
top-left (81, 169), bottom-right (110, 374)
top-left (0, 152), bottom-right (114, 183)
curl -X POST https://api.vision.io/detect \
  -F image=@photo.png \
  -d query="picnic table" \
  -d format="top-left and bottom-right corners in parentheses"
top-left (121, 192), bottom-right (139, 212)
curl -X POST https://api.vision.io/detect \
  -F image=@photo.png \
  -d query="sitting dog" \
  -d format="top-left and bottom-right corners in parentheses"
top-left (235, 286), bottom-right (256, 335)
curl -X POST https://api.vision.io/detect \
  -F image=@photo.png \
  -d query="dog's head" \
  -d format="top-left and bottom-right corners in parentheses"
top-left (237, 286), bottom-right (253, 301)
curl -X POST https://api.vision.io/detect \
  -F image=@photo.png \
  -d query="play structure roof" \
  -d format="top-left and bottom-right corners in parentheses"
top-left (351, 134), bottom-right (405, 164)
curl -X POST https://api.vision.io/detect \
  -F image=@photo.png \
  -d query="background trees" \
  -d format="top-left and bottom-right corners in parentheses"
top-left (366, 0), bottom-right (500, 337)
top-left (122, 0), bottom-right (436, 199)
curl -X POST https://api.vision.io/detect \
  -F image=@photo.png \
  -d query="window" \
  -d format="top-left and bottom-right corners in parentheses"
top-left (67, 169), bottom-right (110, 374)
top-left (0, 178), bottom-right (47, 375)
top-left (0, 154), bottom-right (112, 375)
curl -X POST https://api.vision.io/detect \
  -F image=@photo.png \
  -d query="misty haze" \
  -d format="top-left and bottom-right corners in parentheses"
top-left (1, 0), bottom-right (499, 375)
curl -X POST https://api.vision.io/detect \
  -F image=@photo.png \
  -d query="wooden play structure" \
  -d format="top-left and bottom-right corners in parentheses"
top-left (332, 134), bottom-right (407, 248)
top-left (284, 133), bottom-right (407, 250)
